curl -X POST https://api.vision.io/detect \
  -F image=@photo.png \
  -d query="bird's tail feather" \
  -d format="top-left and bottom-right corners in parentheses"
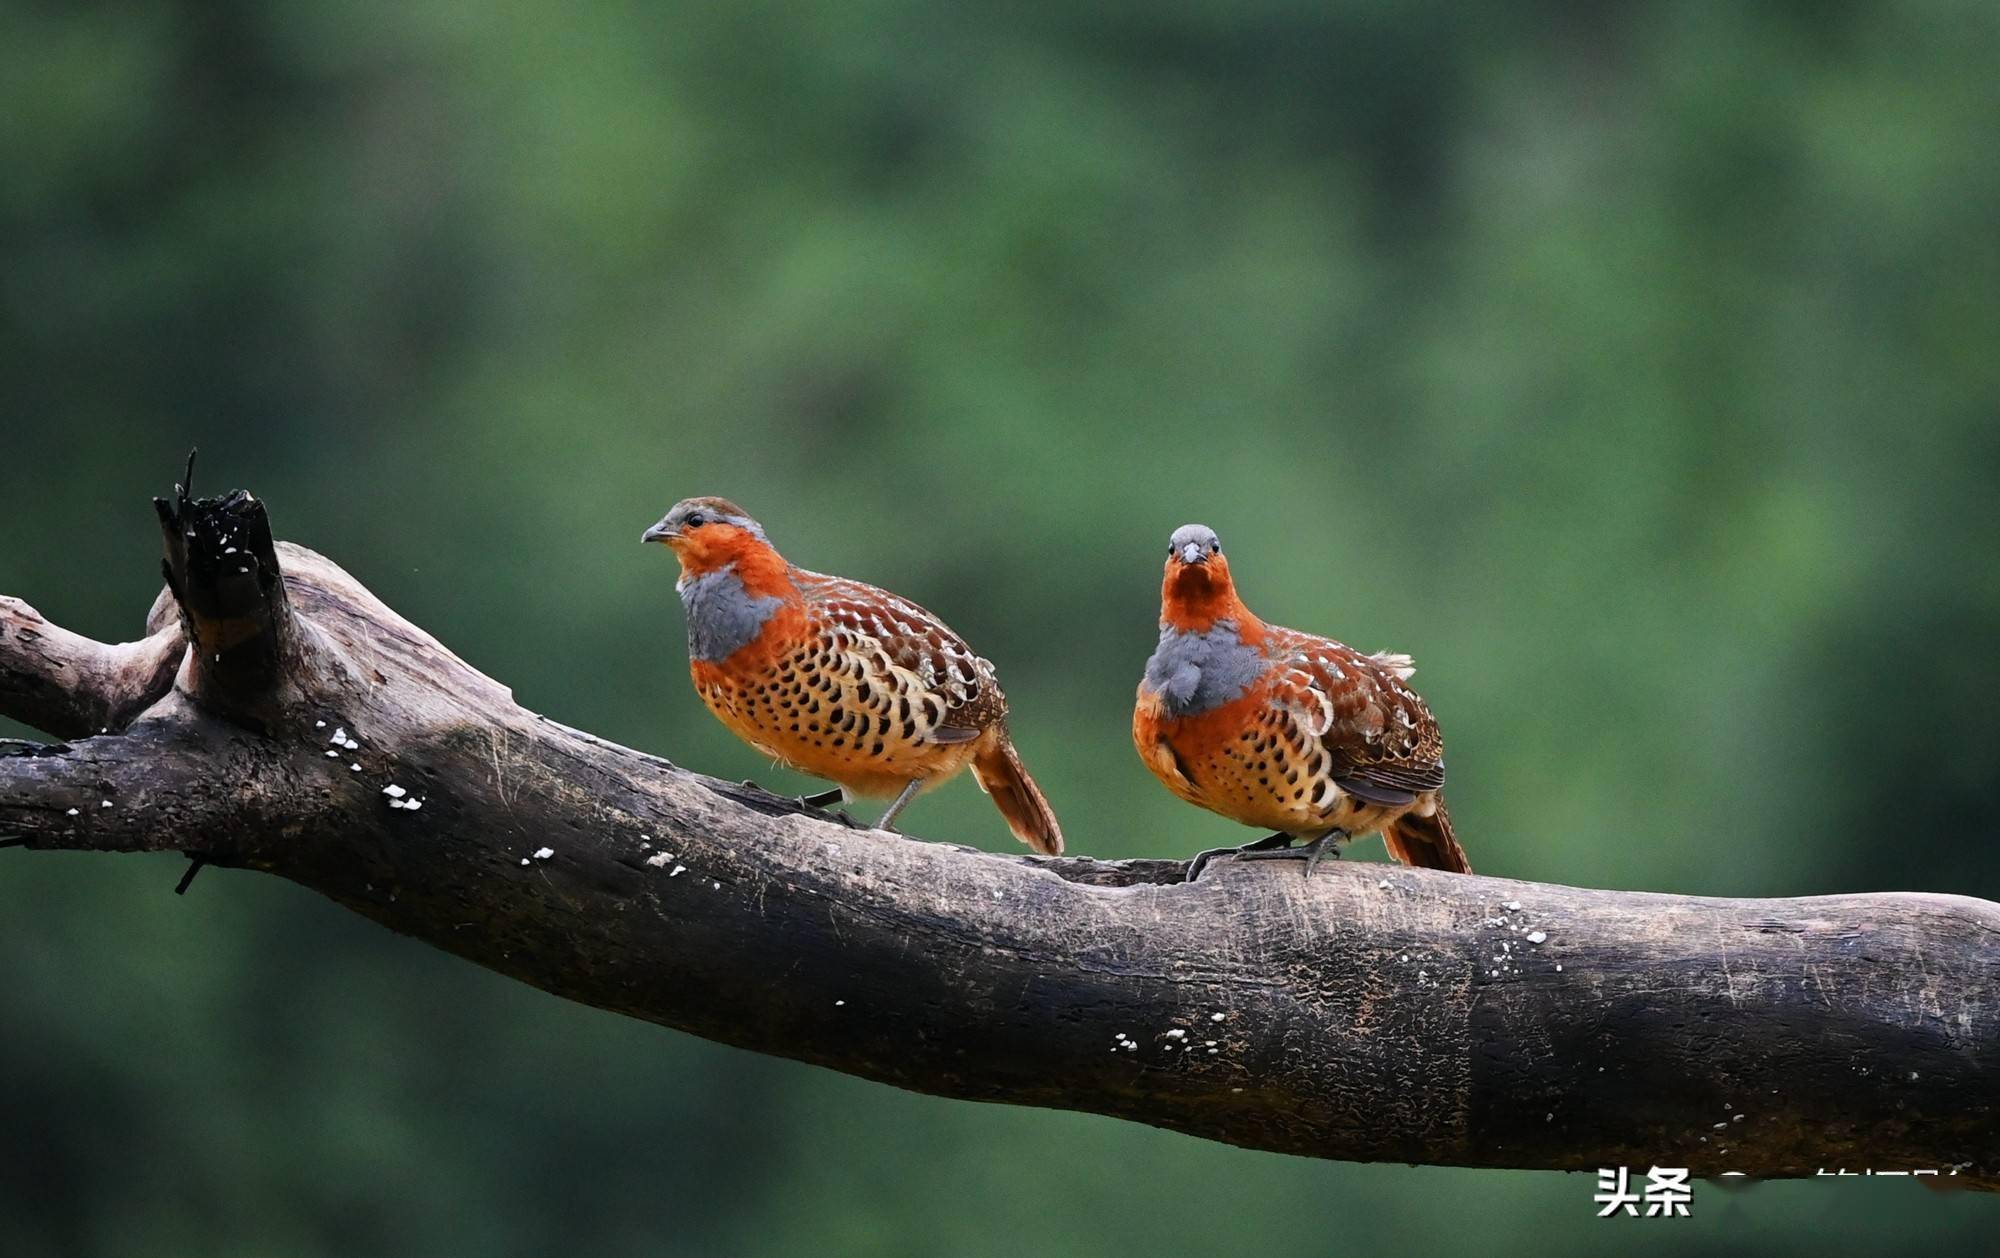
top-left (1382, 799), bottom-right (1472, 873)
top-left (972, 739), bottom-right (1064, 856)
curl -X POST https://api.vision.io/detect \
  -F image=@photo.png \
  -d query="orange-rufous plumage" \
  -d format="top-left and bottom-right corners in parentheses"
top-left (643, 497), bottom-right (1063, 854)
top-left (1133, 523), bottom-right (1469, 877)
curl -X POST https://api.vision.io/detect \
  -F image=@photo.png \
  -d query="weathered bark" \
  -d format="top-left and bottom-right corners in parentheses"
top-left (0, 597), bottom-right (181, 739)
top-left (2, 474), bottom-right (1996, 1188)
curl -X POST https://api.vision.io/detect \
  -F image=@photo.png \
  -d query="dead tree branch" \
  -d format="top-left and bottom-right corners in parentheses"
top-left (2, 471), bottom-right (1996, 1187)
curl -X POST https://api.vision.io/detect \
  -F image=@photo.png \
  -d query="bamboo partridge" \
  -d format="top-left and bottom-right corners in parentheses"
top-left (643, 497), bottom-right (1063, 854)
top-left (1133, 524), bottom-right (1469, 878)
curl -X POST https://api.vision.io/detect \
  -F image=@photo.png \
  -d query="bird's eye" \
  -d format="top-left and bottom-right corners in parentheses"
top-left (1209, 541), bottom-right (1220, 552)
top-left (684, 512), bottom-right (707, 528)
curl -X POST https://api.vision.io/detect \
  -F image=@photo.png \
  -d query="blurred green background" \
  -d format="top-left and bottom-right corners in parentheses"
top-left (4, 1), bottom-right (1997, 1253)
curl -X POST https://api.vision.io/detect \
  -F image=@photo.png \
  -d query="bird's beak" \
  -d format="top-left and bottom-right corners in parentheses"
top-left (1179, 542), bottom-right (1206, 565)
top-left (641, 520), bottom-right (679, 545)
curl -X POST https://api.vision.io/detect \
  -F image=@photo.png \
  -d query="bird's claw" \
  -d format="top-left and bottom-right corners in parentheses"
top-left (1185, 832), bottom-right (1297, 882)
top-left (1185, 849), bottom-right (1220, 883)
top-left (739, 780), bottom-right (846, 814)
top-left (1235, 830), bottom-right (1346, 877)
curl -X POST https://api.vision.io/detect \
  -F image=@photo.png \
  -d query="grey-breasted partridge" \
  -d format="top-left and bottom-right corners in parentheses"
top-left (1133, 524), bottom-right (1469, 878)
top-left (643, 497), bottom-right (1063, 854)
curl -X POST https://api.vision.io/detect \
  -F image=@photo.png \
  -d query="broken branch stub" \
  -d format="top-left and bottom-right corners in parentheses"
top-left (153, 458), bottom-right (303, 728)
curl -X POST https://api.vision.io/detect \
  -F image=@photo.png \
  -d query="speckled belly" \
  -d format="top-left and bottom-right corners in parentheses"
top-left (691, 642), bottom-right (976, 797)
top-left (1156, 691), bottom-right (1392, 837)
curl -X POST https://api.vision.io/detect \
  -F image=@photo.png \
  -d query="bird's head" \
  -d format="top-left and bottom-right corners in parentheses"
top-left (1159, 523), bottom-right (1250, 631)
top-left (641, 496), bottom-right (774, 575)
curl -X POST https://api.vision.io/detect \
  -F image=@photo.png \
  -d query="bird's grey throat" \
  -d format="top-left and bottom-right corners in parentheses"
top-left (680, 564), bottom-right (783, 661)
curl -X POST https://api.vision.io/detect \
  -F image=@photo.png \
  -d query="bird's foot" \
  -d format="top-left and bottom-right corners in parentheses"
top-left (740, 781), bottom-right (846, 813)
top-left (1185, 832), bottom-right (1296, 882)
top-left (1235, 829), bottom-right (1348, 877)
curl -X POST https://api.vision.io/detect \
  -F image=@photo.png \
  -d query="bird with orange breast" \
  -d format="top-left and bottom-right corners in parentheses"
top-left (642, 497), bottom-right (1063, 854)
top-left (1133, 523), bottom-right (1470, 879)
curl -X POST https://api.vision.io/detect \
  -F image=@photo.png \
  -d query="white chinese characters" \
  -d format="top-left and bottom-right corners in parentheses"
top-left (1594, 1167), bottom-right (1692, 1218)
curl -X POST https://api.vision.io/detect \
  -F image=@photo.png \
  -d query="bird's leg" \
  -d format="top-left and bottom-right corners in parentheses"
top-left (1186, 831), bottom-right (1295, 882)
top-left (873, 779), bottom-right (923, 833)
top-left (1236, 828), bottom-right (1348, 877)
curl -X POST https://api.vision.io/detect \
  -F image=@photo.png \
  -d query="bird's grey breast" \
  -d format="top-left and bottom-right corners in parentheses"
top-left (1142, 619), bottom-right (1265, 716)
top-left (679, 564), bottom-right (783, 661)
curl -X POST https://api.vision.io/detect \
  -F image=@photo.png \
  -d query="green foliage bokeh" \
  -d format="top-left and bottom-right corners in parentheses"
top-left (3, 2), bottom-right (1997, 1253)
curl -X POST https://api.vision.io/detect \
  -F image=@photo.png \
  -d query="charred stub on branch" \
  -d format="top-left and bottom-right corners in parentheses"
top-left (153, 451), bottom-right (300, 729)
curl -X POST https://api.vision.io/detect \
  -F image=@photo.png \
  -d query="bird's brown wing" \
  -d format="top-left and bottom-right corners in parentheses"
top-left (794, 570), bottom-right (1007, 742)
top-left (1267, 628), bottom-right (1443, 807)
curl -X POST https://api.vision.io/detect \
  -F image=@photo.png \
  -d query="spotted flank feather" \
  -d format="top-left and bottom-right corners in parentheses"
top-left (1265, 628), bottom-right (1445, 806)
top-left (687, 570), bottom-right (1012, 796)
top-left (795, 573), bottom-right (1009, 742)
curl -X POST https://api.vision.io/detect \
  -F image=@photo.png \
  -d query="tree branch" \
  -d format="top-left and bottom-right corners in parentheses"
top-left (3, 473), bottom-right (1995, 1188)
top-left (0, 596), bottom-right (182, 739)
